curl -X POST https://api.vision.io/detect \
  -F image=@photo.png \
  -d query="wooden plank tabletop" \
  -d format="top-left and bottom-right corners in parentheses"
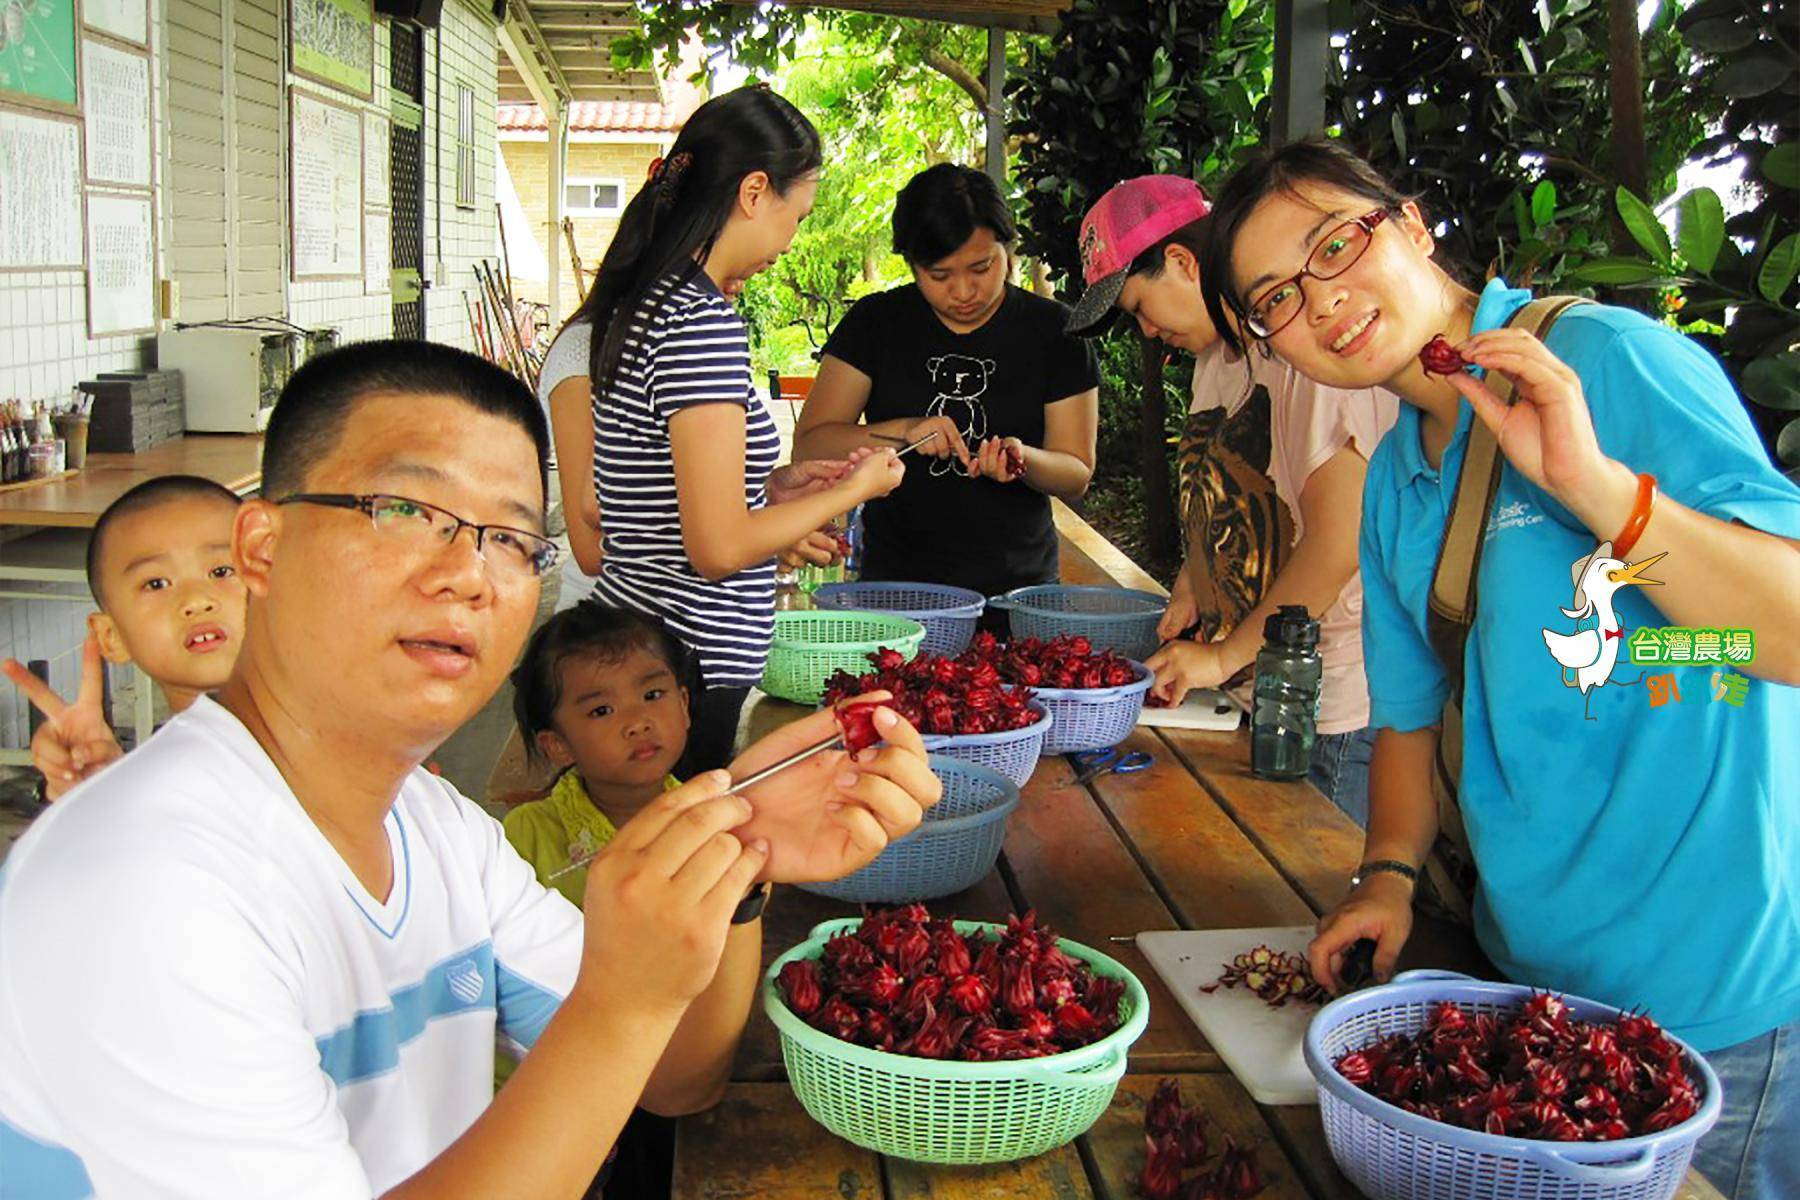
top-left (0, 434), bottom-right (264, 528)
top-left (678, 511), bottom-right (1724, 1200)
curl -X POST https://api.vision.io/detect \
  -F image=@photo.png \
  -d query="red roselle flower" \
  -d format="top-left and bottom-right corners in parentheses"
top-left (933, 929), bottom-right (972, 978)
top-left (860, 1007), bottom-right (896, 1052)
top-left (895, 926), bottom-right (933, 977)
top-left (947, 973), bottom-right (993, 1016)
top-left (812, 996), bottom-right (861, 1041)
top-left (1210, 1136), bottom-right (1264, 1199)
top-left (1176, 1107), bottom-right (1209, 1168)
top-left (1002, 442), bottom-right (1026, 480)
top-left (844, 961), bottom-right (904, 1007)
top-left (1055, 1001), bottom-right (1105, 1045)
top-left (1138, 1133), bottom-right (1186, 1200)
top-left (834, 697), bottom-right (884, 756)
top-left (1418, 334), bottom-right (1469, 375)
top-left (1018, 1007), bottom-right (1056, 1042)
top-left (1145, 1077), bottom-right (1186, 1135)
top-left (777, 959), bottom-right (823, 1016)
top-left (1002, 959), bottom-right (1037, 1016)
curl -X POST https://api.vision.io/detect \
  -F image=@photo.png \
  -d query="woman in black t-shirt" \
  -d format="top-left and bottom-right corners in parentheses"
top-left (793, 164), bottom-right (1100, 599)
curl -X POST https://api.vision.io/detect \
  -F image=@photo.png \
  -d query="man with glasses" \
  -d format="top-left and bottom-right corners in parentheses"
top-left (0, 340), bottom-right (939, 1198)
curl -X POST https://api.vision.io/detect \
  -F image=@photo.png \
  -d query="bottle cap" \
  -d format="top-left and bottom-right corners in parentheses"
top-left (1262, 604), bottom-right (1320, 649)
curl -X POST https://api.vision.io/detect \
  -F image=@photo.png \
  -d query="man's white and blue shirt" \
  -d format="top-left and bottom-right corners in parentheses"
top-left (0, 696), bottom-right (584, 1198)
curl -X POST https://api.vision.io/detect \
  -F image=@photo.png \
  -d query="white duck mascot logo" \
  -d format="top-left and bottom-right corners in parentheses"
top-left (1542, 540), bottom-right (1666, 720)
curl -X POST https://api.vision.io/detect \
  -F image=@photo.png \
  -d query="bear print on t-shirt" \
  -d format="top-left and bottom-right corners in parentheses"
top-left (924, 353), bottom-right (997, 476)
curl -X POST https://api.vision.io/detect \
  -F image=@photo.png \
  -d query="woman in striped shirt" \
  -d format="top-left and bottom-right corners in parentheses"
top-left (540, 88), bottom-right (904, 772)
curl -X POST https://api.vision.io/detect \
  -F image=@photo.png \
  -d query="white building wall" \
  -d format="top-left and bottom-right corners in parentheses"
top-left (0, 0), bottom-right (500, 753)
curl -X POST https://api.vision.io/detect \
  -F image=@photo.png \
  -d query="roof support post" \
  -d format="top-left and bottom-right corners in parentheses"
top-left (548, 100), bottom-right (567, 318)
top-left (1271, 0), bottom-right (1329, 144)
top-left (984, 25), bottom-right (1006, 187)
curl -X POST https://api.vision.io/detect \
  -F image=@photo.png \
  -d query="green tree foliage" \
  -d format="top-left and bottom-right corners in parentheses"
top-left (727, 19), bottom-right (1014, 373)
top-left (1007, 0), bottom-right (1274, 564)
top-left (1327, 0), bottom-right (1713, 287)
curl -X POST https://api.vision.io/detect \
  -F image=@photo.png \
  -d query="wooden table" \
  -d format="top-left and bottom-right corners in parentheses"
top-left (0, 433), bottom-right (264, 528)
top-left (672, 515), bottom-right (1724, 1200)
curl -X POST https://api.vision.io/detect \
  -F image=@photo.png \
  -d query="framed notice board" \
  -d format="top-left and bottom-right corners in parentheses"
top-left (290, 87), bottom-right (363, 279)
top-left (289, 0), bottom-right (374, 99)
top-left (0, 0), bottom-right (79, 112)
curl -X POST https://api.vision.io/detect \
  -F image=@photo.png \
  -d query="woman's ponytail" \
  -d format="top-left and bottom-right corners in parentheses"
top-left (564, 87), bottom-right (821, 394)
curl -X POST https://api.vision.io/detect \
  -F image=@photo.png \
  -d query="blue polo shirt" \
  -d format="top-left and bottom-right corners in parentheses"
top-left (1359, 278), bottom-right (1800, 1051)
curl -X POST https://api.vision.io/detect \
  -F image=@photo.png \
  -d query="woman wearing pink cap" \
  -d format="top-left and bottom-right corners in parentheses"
top-left (1066, 175), bottom-right (1397, 822)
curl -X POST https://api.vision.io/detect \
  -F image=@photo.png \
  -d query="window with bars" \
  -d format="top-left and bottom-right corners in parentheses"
top-left (455, 84), bottom-right (476, 209)
top-left (564, 178), bottom-right (625, 216)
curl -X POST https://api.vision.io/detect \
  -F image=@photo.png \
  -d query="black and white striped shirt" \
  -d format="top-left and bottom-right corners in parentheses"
top-left (540, 265), bottom-right (781, 687)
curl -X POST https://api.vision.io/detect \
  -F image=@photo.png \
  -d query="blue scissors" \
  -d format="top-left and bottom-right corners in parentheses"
top-left (1069, 746), bottom-right (1154, 784)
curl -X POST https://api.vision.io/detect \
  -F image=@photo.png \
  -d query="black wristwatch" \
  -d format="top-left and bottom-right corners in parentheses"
top-left (730, 882), bottom-right (770, 925)
top-left (1350, 860), bottom-right (1418, 890)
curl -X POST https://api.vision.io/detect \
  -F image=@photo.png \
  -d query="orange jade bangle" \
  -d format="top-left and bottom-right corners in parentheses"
top-left (1611, 472), bottom-right (1658, 558)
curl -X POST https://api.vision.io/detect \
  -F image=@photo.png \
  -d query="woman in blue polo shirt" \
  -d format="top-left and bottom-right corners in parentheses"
top-left (1197, 140), bottom-right (1798, 1200)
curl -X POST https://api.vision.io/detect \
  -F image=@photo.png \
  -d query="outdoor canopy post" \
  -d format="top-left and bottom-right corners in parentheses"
top-left (985, 24), bottom-right (1006, 189)
top-left (1271, 0), bottom-right (1330, 143)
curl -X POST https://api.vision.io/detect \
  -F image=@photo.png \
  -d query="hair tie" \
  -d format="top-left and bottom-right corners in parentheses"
top-left (655, 151), bottom-right (693, 209)
top-left (645, 155), bottom-right (665, 184)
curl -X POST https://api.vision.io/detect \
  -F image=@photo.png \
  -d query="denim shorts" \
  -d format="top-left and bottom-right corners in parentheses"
top-left (1309, 725), bottom-right (1376, 827)
top-left (1693, 1018), bottom-right (1798, 1200)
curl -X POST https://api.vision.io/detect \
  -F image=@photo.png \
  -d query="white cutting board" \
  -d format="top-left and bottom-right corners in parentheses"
top-left (1136, 927), bottom-right (1322, 1106)
top-left (1136, 688), bottom-right (1243, 731)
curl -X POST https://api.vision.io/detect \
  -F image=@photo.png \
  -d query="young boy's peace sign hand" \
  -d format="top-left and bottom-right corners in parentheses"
top-left (729, 698), bottom-right (939, 884)
top-left (2, 634), bottom-right (123, 800)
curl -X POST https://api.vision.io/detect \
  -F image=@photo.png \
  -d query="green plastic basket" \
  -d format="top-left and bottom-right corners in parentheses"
top-left (762, 918), bottom-right (1151, 1164)
top-left (760, 610), bottom-right (926, 705)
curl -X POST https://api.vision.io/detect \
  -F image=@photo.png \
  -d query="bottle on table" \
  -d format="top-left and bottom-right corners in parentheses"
top-left (1250, 604), bottom-right (1323, 780)
top-left (2, 402), bottom-right (18, 483)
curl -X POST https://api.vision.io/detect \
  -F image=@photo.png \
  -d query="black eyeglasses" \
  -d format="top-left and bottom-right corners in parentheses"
top-left (278, 493), bottom-right (559, 580)
top-left (1243, 209), bottom-right (1391, 339)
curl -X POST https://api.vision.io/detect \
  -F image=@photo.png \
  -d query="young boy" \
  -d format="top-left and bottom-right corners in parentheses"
top-left (2, 475), bottom-right (245, 798)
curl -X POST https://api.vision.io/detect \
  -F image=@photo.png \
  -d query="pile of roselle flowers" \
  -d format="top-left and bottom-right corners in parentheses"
top-left (775, 906), bottom-right (1124, 1061)
top-left (971, 630), bottom-right (1142, 691)
top-left (1334, 994), bottom-right (1702, 1141)
top-left (1138, 1079), bottom-right (1264, 1199)
top-left (820, 632), bottom-right (1140, 738)
top-left (822, 646), bottom-right (1040, 738)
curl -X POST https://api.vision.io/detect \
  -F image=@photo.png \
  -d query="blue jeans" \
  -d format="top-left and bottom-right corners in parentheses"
top-left (1309, 725), bottom-right (1375, 827)
top-left (1692, 1019), bottom-right (1798, 1200)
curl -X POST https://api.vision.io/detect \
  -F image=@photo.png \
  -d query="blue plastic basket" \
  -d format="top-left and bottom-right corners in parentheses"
top-left (796, 757), bottom-right (1019, 903)
top-left (987, 585), bottom-right (1166, 661)
top-left (812, 582), bottom-right (986, 658)
top-left (1033, 661), bottom-right (1154, 754)
top-left (1304, 971), bottom-right (1722, 1200)
top-left (920, 703), bottom-right (1052, 789)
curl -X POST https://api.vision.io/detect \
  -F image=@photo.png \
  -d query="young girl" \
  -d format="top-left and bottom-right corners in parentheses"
top-left (498, 601), bottom-right (696, 1197)
top-left (793, 163), bottom-right (1099, 600)
top-left (504, 602), bottom-right (696, 904)
top-left (1064, 175), bottom-right (1396, 821)
top-left (1200, 139), bottom-right (1798, 1200)
top-left (537, 87), bottom-right (904, 773)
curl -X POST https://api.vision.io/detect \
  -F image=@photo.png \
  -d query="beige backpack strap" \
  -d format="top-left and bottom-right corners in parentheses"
top-left (1425, 295), bottom-right (1592, 695)
top-left (1415, 294), bottom-right (1592, 927)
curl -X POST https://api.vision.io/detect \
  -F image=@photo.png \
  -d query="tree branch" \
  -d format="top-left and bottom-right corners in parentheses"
top-left (922, 47), bottom-right (988, 110)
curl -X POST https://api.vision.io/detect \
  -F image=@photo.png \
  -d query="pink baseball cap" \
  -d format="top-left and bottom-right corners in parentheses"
top-left (1065, 175), bottom-right (1212, 336)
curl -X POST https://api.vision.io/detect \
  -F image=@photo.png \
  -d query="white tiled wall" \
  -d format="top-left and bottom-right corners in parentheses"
top-left (0, 0), bottom-right (501, 755)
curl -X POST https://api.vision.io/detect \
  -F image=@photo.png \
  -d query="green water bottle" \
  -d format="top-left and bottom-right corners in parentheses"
top-left (1250, 605), bottom-right (1322, 780)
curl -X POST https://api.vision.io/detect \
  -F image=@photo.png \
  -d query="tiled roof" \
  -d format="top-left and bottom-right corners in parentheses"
top-left (497, 101), bottom-right (689, 134)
